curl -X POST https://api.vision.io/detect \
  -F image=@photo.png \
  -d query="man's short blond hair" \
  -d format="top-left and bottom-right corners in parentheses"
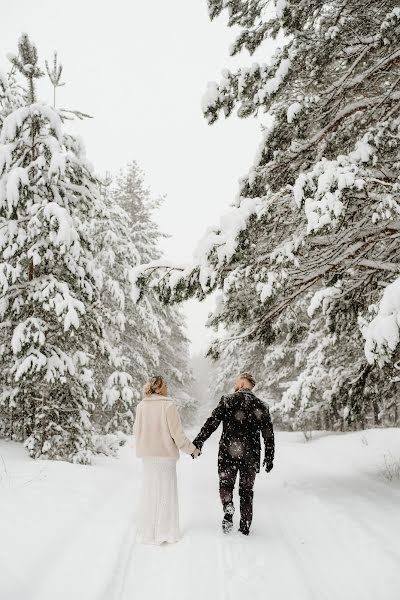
top-left (239, 372), bottom-right (256, 388)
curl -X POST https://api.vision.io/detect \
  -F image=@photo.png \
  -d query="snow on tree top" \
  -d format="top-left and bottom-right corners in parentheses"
top-left (361, 277), bottom-right (400, 367)
top-left (0, 103), bottom-right (62, 143)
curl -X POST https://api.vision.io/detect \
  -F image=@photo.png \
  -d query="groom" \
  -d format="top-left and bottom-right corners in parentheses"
top-left (193, 373), bottom-right (274, 536)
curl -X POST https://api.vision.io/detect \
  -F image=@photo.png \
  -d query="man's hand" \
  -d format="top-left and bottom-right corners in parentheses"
top-left (192, 447), bottom-right (201, 459)
top-left (263, 457), bottom-right (273, 473)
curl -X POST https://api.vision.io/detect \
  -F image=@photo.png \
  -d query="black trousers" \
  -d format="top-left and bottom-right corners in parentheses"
top-left (218, 457), bottom-right (257, 530)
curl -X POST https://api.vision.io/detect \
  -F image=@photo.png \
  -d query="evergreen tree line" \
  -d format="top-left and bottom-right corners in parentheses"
top-left (0, 35), bottom-right (195, 463)
top-left (134, 0), bottom-right (400, 433)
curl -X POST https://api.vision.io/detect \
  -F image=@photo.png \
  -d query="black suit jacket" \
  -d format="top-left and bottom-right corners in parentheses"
top-left (193, 389), bottom-right (274, 473)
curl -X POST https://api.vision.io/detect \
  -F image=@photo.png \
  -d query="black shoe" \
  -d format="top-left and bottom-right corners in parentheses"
top-left (222, 503), bottom-right (235, 534)
top-left (239, 519), bottom-right (250, 536)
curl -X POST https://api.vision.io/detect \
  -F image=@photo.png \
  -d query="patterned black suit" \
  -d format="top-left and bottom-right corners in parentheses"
top-left (193, 389), bottom-right (274, 532)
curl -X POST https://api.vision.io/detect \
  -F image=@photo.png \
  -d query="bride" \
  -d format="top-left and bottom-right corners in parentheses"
top-left (133, 375), bottom-right (200, 544)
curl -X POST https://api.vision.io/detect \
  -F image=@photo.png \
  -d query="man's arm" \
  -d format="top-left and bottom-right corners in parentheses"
top-left (261, 404), bottom-right (275, 471)
top-left (193, 396), bottom-right (226, 450)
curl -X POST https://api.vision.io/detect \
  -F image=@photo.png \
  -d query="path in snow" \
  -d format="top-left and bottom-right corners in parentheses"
top-left (117, 430), bottom-right (400, 600)
top-left (1, 429), bottom-right (400, 600)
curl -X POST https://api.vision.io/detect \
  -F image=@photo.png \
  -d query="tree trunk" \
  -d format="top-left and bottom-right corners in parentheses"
top-left (372, 399), bottom-right (380, 426)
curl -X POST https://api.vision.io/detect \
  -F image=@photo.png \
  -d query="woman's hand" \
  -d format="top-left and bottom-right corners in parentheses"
top-left (192, 447), bottom-right (201, 459)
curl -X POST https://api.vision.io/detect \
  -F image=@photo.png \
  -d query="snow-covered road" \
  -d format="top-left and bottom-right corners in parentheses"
top-left (1, 429), bottom-right (400, 600)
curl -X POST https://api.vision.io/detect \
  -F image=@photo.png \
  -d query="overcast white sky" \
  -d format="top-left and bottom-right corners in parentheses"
top-left (1, 1), bottom-right (274, 354)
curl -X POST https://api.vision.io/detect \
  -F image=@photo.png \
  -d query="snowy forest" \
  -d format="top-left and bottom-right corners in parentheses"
top-left (1, 1), bottom-right (400, 465)
top-left (1, 2), bottom-right (400, 600)
top-left (135, 0), bottom-right (400, 435)
top-left (0, 35), bottom-right (196, 463)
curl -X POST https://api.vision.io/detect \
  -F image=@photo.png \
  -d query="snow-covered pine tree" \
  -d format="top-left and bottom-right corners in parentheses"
top-left (270, 299), bottom-right (350, 433)
top-left (0, 34), bottom-right (107, 462)
top-left (200, 0), bottom-right (400, 370)
top-left (95, 162), bottom-right (197, 430)
top-left (111, 162), bottom-right (166, 389)
top-left (116, 162), bottom-right (197, 422)
top-left (90, 175), bottom-right (138, 437)
top-left (114, 161), bottom-right (162, 264)
top-left (110, 163), bottom-right (166, 387)
top-left (91, 165), bottom-right (162, 437)
top-left (133, 0), bottom-right (400, 427)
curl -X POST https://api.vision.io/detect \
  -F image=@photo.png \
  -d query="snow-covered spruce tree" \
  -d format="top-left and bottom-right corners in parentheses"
top-left (112, 161), bottom-right (166, 390)
top-left (116, 162), bottom-right (198, 423)
top-left (0, 35), bottom-right (107, 462)
top-left (90, 176), bottom-right (137, 437)
top-left (270, 298), bottom-right (353, 432)
top-left (133, 0), bottom-right (400, 427)
top-left (91, 165), bottom-right (162, 436)
top-left (95, 162), bottom-right (197, 429)
top-left (114, 161), bottom-right (162, 264)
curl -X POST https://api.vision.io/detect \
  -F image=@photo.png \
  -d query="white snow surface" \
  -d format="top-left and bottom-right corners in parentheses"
top-left (1, 428), bottom-right (400, 600)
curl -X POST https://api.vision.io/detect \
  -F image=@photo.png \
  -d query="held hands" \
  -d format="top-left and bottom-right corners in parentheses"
top-left (263, 457), bottom-right (273, 473)
top-left (191, 447), bottom-right (201, 459)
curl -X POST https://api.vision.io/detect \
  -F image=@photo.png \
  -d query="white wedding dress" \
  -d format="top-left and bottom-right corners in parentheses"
top-left (136, 457), bottom-right (181, 545)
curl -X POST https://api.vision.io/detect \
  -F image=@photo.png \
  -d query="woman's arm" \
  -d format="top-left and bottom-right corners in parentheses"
top-left (166, 402), bottom-right (196, 455)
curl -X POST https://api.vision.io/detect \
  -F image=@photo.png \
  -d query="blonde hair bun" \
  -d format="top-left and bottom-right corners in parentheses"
top-left (144, 375), bottom-right (165, 396)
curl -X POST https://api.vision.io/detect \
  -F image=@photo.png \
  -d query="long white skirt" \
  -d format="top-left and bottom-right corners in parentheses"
top-left (136, 457), bottom-right (181, 545)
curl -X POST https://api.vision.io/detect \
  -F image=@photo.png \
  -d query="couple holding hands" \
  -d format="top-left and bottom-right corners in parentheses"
top-left (133, 372), bottom-right (275, 545)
